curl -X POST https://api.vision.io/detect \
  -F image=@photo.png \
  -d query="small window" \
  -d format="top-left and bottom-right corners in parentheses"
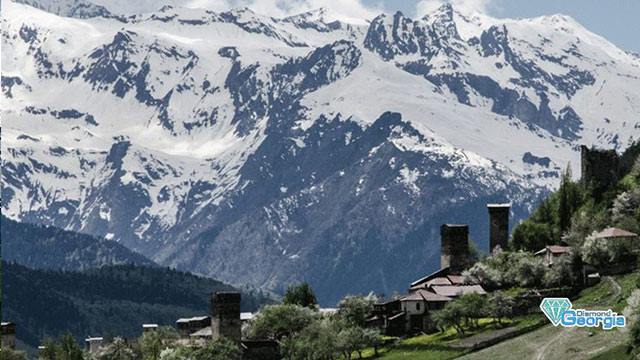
top-left (416, 302), bottom-right (421, 311)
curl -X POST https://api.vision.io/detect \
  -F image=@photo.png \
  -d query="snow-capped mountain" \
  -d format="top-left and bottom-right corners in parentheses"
top-left (2, 0), bottom-right (639, 303)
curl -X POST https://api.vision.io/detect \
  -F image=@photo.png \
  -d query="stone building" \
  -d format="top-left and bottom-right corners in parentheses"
top-left (580, 145), bottom-right (620, 198)
top-left (487, 203), bottom-right (510, 252)
top-left (367, 224), bottom-right (486, 336)
top-left (184, 291), bottom-right (279, 359)
top-left (440, 224), bottom-right (470, 273)
top-left (211, 292), bottom-right (242, 343)
top-left (1, 322), bottom-right (16, 350)
top-left (85, 337), bottom-right (104, 354)
top-left (176, 316), bottom-right (211, 338)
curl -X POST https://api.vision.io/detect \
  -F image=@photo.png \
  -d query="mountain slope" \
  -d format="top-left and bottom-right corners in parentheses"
top-left (1, 216), bottom-right (156, 270)
top-left (2, 0), bottom-right (639, 303)
top-left (1, 261), bottom-right (271, 348)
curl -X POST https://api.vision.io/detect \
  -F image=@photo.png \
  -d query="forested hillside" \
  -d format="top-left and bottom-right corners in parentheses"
top-left (1, 216), bottom-right (155, 270)
top-left (512, 142), bottom-right (640, 252)
top-left (1, 262), bottom-right (272, 348)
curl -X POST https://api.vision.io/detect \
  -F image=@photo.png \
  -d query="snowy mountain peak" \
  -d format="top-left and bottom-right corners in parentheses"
top-left (3, 0), bottom-right (639, 302)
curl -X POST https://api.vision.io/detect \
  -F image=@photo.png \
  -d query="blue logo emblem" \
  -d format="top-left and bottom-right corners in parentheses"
top-left (540, 298), bottom-right (571, 326)
top-left (539, 297), bottom-right (626, 330)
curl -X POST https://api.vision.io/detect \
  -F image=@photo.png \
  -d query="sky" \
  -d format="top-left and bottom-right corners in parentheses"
top-left (366, 0), bottom-right (640, 53)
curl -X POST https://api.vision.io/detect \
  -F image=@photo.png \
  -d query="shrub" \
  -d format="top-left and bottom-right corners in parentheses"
top-left (139, 327), bottom-right (179, 360)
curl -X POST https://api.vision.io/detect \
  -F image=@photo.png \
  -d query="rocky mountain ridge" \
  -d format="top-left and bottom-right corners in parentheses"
top-left (2, 0), bottom-right (639, 303)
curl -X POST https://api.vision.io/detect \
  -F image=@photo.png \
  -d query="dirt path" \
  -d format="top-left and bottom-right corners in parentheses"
top-left (458, 324), bottom-right (626, 360)
top-left (534, 327), bottom-right (569, 360)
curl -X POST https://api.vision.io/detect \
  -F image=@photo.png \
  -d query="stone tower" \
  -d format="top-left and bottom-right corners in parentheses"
top-left (211, 291), bottom-right (241, 343)
top-left (580, 145), bottom-right (620, 198)
top-left (487, 203), bottom-right (510, 252)
top-left (440, 224), bottom-right (470, 273)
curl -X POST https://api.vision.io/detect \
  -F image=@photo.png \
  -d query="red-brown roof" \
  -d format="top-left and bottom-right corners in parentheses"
top-left (447, 275), bottom-right (465, 285)
top-left (431, 285), bottom-right (487, 297)
top-left (595, 227), bottom-right (638, 239)
top-left (426, 277), bottom-right (453, 287)
top-left (534, 245), bottom-right (572, 256)
top-left (401, 289), bottom-right (452, 302)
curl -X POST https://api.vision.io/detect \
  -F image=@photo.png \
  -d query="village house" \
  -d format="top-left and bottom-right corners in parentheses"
top-left (85, 337), bottom-right (104, 354)
top-left (176, 316), bottom-right (211, 338)
top-left (595, 227), bottom-right (638, 242)
top-left (368, 207), bottom-right (504, 336)
top-left (171, 291), bottom-right (279, 360)
top-left (535, 245), bottom-right (572, 266)
top-left (142, 324), bottom-right (158, 333)
top-left (2, 322), bottom-right (16, 350)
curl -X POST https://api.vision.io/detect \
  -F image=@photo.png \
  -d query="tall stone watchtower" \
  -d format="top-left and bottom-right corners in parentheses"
top-left (440, 224), bottom-right (470, 273)
top-left (211, 291), bottom-right (242, 343)
top-left (487, 203), bottom-right (510, 252)
top-left (580, 145), bottom-right (620, 198)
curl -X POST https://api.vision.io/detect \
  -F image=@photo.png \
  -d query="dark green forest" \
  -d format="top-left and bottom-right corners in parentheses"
top-left (1, 216), bottom-right (155, 270)
top-left (1, 262), bottom-right (271, 349)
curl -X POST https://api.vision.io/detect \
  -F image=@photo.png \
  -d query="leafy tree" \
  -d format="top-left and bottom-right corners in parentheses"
top-left (623, 289), bottom-right (640, 356)
top-left (543, 254), bottom-right (578, 287)
top-left (159, 347), bottom-right (195, 360)
top-left (281, 318), bottom-right (340, 360)
top-left (139, 327), bottom-right (179, 360)
top-left (39, 338), bottom-right (58, 360)
top-left (465, 251), bottom-right (547, 289)
top-left (92, 337), bottom-right (141, 360)
top-left (488, 292), bottom-right (514, 325)
top-left (511, 222), bottom-right (554, 252)
top-left (246, 304), bottom-right (317, 341)
top-left (191, 339), bottom-right (242, 360)
top-left (283, 283), bottom-right (317, 308)
top-left (508, 253), bottom-right (546, 288)
top-left (336, 324), bottom-right (381, 360)
top-left (581, 232), bottom-right (615, 266)
top-left (558, 165), bottom-right (582, 233)
top-left (0, 348), bottom-right (27, 360)
top-left (432, 302), bottom-right (466, 335)
top-left (456, 293), bottom-right (489, 329)
top-left (37, 334), bottom-right (85, 360)
top-left (562, 202), bottom-right (609, 246)
top-left (337, 295), bottom-right (376, 327)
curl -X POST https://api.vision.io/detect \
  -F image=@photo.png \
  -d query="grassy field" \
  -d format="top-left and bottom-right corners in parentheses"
top-left (458, 271), bottom-right (639, 360)
top-left (589, 344), bottom-right (634, 360)
top-left (359, 315), bottom-right (543, 359)
top-left (457, 323), bottom-right (627, 360)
